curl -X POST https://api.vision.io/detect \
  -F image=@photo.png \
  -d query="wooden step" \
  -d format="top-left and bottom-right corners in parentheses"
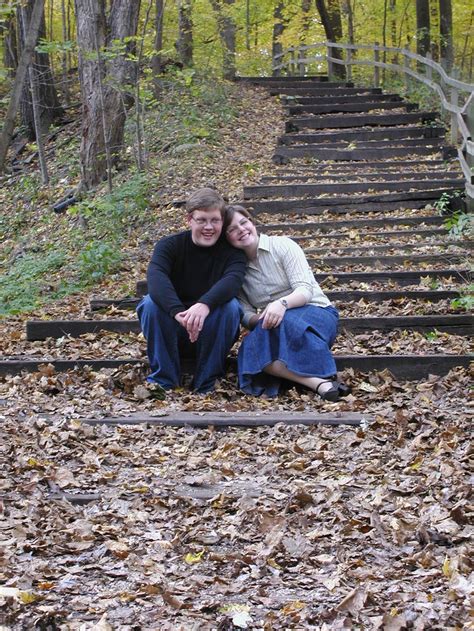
top-left (283, 228), bottom-right (450, 241)
top-left (236, 75), bottom-right (330, 82)
top-left (259, 216), bottom-right (446, 231)
top-left (277, 137), bottom-right (447, 152)
top-left (259, 80), bottom-right (354, 89)
top-left (287, 101), bottom-right (417, 115)
top-left (271, 87), bottom-right (380, 97)
top-left (282, 93), bottom-right (403, 105)
top-left (273, 145), bottom-right (450, 163)
top-left (245, 188), bottom-right (461, 213)
top-left (135, 269), bottom-right (467, 298)
top-left (272, 159), bottom-right (450, 171)
top-left (27, 311), bottom-right (472, 341)
top-left (89, 289), bottom-right (462, 312)
top-left (278, 126), bottom-right (446, 145)
top-left (1, 354), bottom-right (471, 379)
top-left (286, 111), bottom-right (437, 131)
top-left (305, 241), bottom-right (472, 256)
top-left (244, 178), bottom-right (464, 199)
top-left (308, 253), bottom-right (467, 267)
top-left (261, 171), bottom-right (457, 183)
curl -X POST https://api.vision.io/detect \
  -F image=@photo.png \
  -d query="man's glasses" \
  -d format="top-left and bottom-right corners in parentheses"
top-left (191, 217), bottom-right (223, 226)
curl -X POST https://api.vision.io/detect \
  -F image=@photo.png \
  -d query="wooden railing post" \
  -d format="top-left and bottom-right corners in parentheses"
top-left (463, 95), bottom-right (474, 212)
top-left (374, 42), bottom-right (380, 88)
top-left (346, 46), bottom-right (352, 82)
top-left (450, 70), bottom-right (460, 144)
top-left (425, 52), bottom-right (433, 81)
top-left (404, 53), bottom-right (411, 93)
top-left (327, 41), bottom-right (334, 80)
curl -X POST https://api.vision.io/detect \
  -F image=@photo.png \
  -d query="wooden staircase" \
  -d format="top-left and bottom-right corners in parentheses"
top-left (2, 76), bottom-right (472, 382)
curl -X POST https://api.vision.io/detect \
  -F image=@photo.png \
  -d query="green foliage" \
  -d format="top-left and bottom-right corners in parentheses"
top-left (77, 240), bottom-right (122, 282)
top-left (434, 190), bottom-right (464, 214)
top-left (450, 287), bottom-right (474, 312)
top-left (443, 211), bottom-right (473, 240)
top-left (0, 250), bottom-right (67, 315)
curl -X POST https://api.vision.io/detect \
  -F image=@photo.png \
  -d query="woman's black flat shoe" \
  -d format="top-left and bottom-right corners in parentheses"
top-left (337, 382), bottom-right (352, 397)
top-left (316, 381), bottom-right (340, 402)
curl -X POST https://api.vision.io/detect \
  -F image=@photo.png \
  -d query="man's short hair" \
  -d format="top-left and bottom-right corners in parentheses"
top-left (186, 188), bottom-right (225, 215)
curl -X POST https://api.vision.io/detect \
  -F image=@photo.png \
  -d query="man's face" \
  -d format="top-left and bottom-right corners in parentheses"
top-left (187, 207), bottom-right (223, 247)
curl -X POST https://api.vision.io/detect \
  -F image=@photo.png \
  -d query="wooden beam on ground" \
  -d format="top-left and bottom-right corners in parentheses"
top-left (136, 268), bottom-right (469, 296)
top-left (246, 188), bottom-right (461, 213)
top-left (260, 216), bottom-right (446, 232)
top-left (277, 126), bottom-right (446, 144)
top-left (25, 313), bottom-right (473, 341)
top-left (287, 102), bottom-right (416, 115)
top-left (244, 178), bottom-right (464, 199)
top-left (90, 289), bottom-right (462, 312)
top-left (0, 354), bottom-right (471, 377)
top-left (286, 111), bottom-right (437, 131)
top-left (81, 411), bottom-right (366, 428)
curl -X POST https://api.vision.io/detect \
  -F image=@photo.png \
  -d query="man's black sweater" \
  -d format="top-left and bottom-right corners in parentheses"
top-left (147, 231), bottom-right (247, 317)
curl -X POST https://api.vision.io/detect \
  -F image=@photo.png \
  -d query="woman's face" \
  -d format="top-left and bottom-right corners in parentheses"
top-left (225, 212), bottom-right (258, 249)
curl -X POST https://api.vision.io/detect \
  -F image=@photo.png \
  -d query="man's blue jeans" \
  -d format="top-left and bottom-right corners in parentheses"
top-left (137, 295), bottom-right (241, 393)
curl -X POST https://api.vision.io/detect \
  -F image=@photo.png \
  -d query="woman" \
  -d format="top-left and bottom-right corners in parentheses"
top-left (224, 205), bottom-right (350, 401)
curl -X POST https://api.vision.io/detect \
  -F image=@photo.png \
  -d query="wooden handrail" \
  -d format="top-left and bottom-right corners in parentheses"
top-left (273, 41), bottom-right (474, 209)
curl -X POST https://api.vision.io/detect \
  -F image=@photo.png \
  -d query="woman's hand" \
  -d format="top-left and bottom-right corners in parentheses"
top-left (259, 300), bottom-right (287, 329)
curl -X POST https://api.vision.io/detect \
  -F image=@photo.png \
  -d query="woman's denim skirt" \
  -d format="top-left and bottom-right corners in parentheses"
top-left (238, 304), bottom-right (339, 397)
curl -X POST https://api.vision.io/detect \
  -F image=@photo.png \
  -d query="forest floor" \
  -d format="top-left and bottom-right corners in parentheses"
top-left (0, 76), bottom-right (472, 629)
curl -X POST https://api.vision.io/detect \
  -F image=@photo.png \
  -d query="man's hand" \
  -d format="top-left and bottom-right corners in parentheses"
top-left (175, 303), bottom-right (210, 342)
top-left (259, 300), bottom-right (286, 330)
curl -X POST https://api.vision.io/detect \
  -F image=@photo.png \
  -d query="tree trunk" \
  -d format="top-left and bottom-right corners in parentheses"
top-left (2, 13), bottom-right (18, 77)
top-left (341, 0), bottom-right (354, 45)
top-left (74, 0), bottom-right (141, 190)
top-left (272, 1), bottom-right (285, 76)
top-left (17, 0), bottom-right (64, 140)
top-left (210, 0), bottom-right (236, 80)
top-left (177, 0), bottom-right (193, 67)
top-left (0, 0), bottom-right (46, 173)
top-left (315, 0), bottom-right (346, 79)
top-left (416, 0), bottom-right (430, 57)
top-left (439, 0), bottom-right (453, 71)
top-left (151, 0), bottom-right (164, 76)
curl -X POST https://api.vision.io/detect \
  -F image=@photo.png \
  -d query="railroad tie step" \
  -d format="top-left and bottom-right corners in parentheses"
top-left (272, 145), bottom-right (453, 163)
top-left (136, 269), bottom-right (470, 297)
top-left (89, 289), bottom-right (463, 312)
top-left (281, 93), bottom-right (403, 106)
top-left (245, 188), bottom-right (463, 214)
top-left (259, 216), bottom-right (447, 232)
top-left (0, 355), bottom-right (471, 379)
top-left (285, 111), bottom-right (438, 132)
top-left (286, 101), bottom-right (418, 115)
top-left (25, 314), bottom-right (473, 342)
top-left (270, 86), bottom-right (378, 97)
top-left (261, 171), bottom-right (459, 183)
top-left (243, 178), bottom-right (465, 199)
top-left (277, 126), bottom-right (447, 145)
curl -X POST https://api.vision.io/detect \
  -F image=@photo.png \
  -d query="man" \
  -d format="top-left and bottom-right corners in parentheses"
top-left (137, 188), bottom-right (247, 393)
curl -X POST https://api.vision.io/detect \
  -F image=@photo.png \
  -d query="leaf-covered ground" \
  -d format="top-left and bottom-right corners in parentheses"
top-left (1, 79), bottom-right (472, 629)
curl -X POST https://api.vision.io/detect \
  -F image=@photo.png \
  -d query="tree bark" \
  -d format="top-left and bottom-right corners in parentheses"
top-left (416, 0), bottom-right (430, 57)
top-left (151, 0), bottom-right (164, 76)
top-left (341, 0), bottom-right (354, 45)
top-left (272, 1), bottom-right (285, 76)
top-left (74, 0), bottom-right (141, 190)
top-left (439, 0), bottom-right (453, 71)
top-left (0, 0), bottom-right (46, 173)
top-left (2, 13), bottom-right (18, 77)
top-left (17, 0), bottom-right (64, 140)
top-left (315, 0), bottom-right (346, 79)
top-left (209, 0), bottom-right (236, 80)
top-left (177, 0), bottom-right (193, 67)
